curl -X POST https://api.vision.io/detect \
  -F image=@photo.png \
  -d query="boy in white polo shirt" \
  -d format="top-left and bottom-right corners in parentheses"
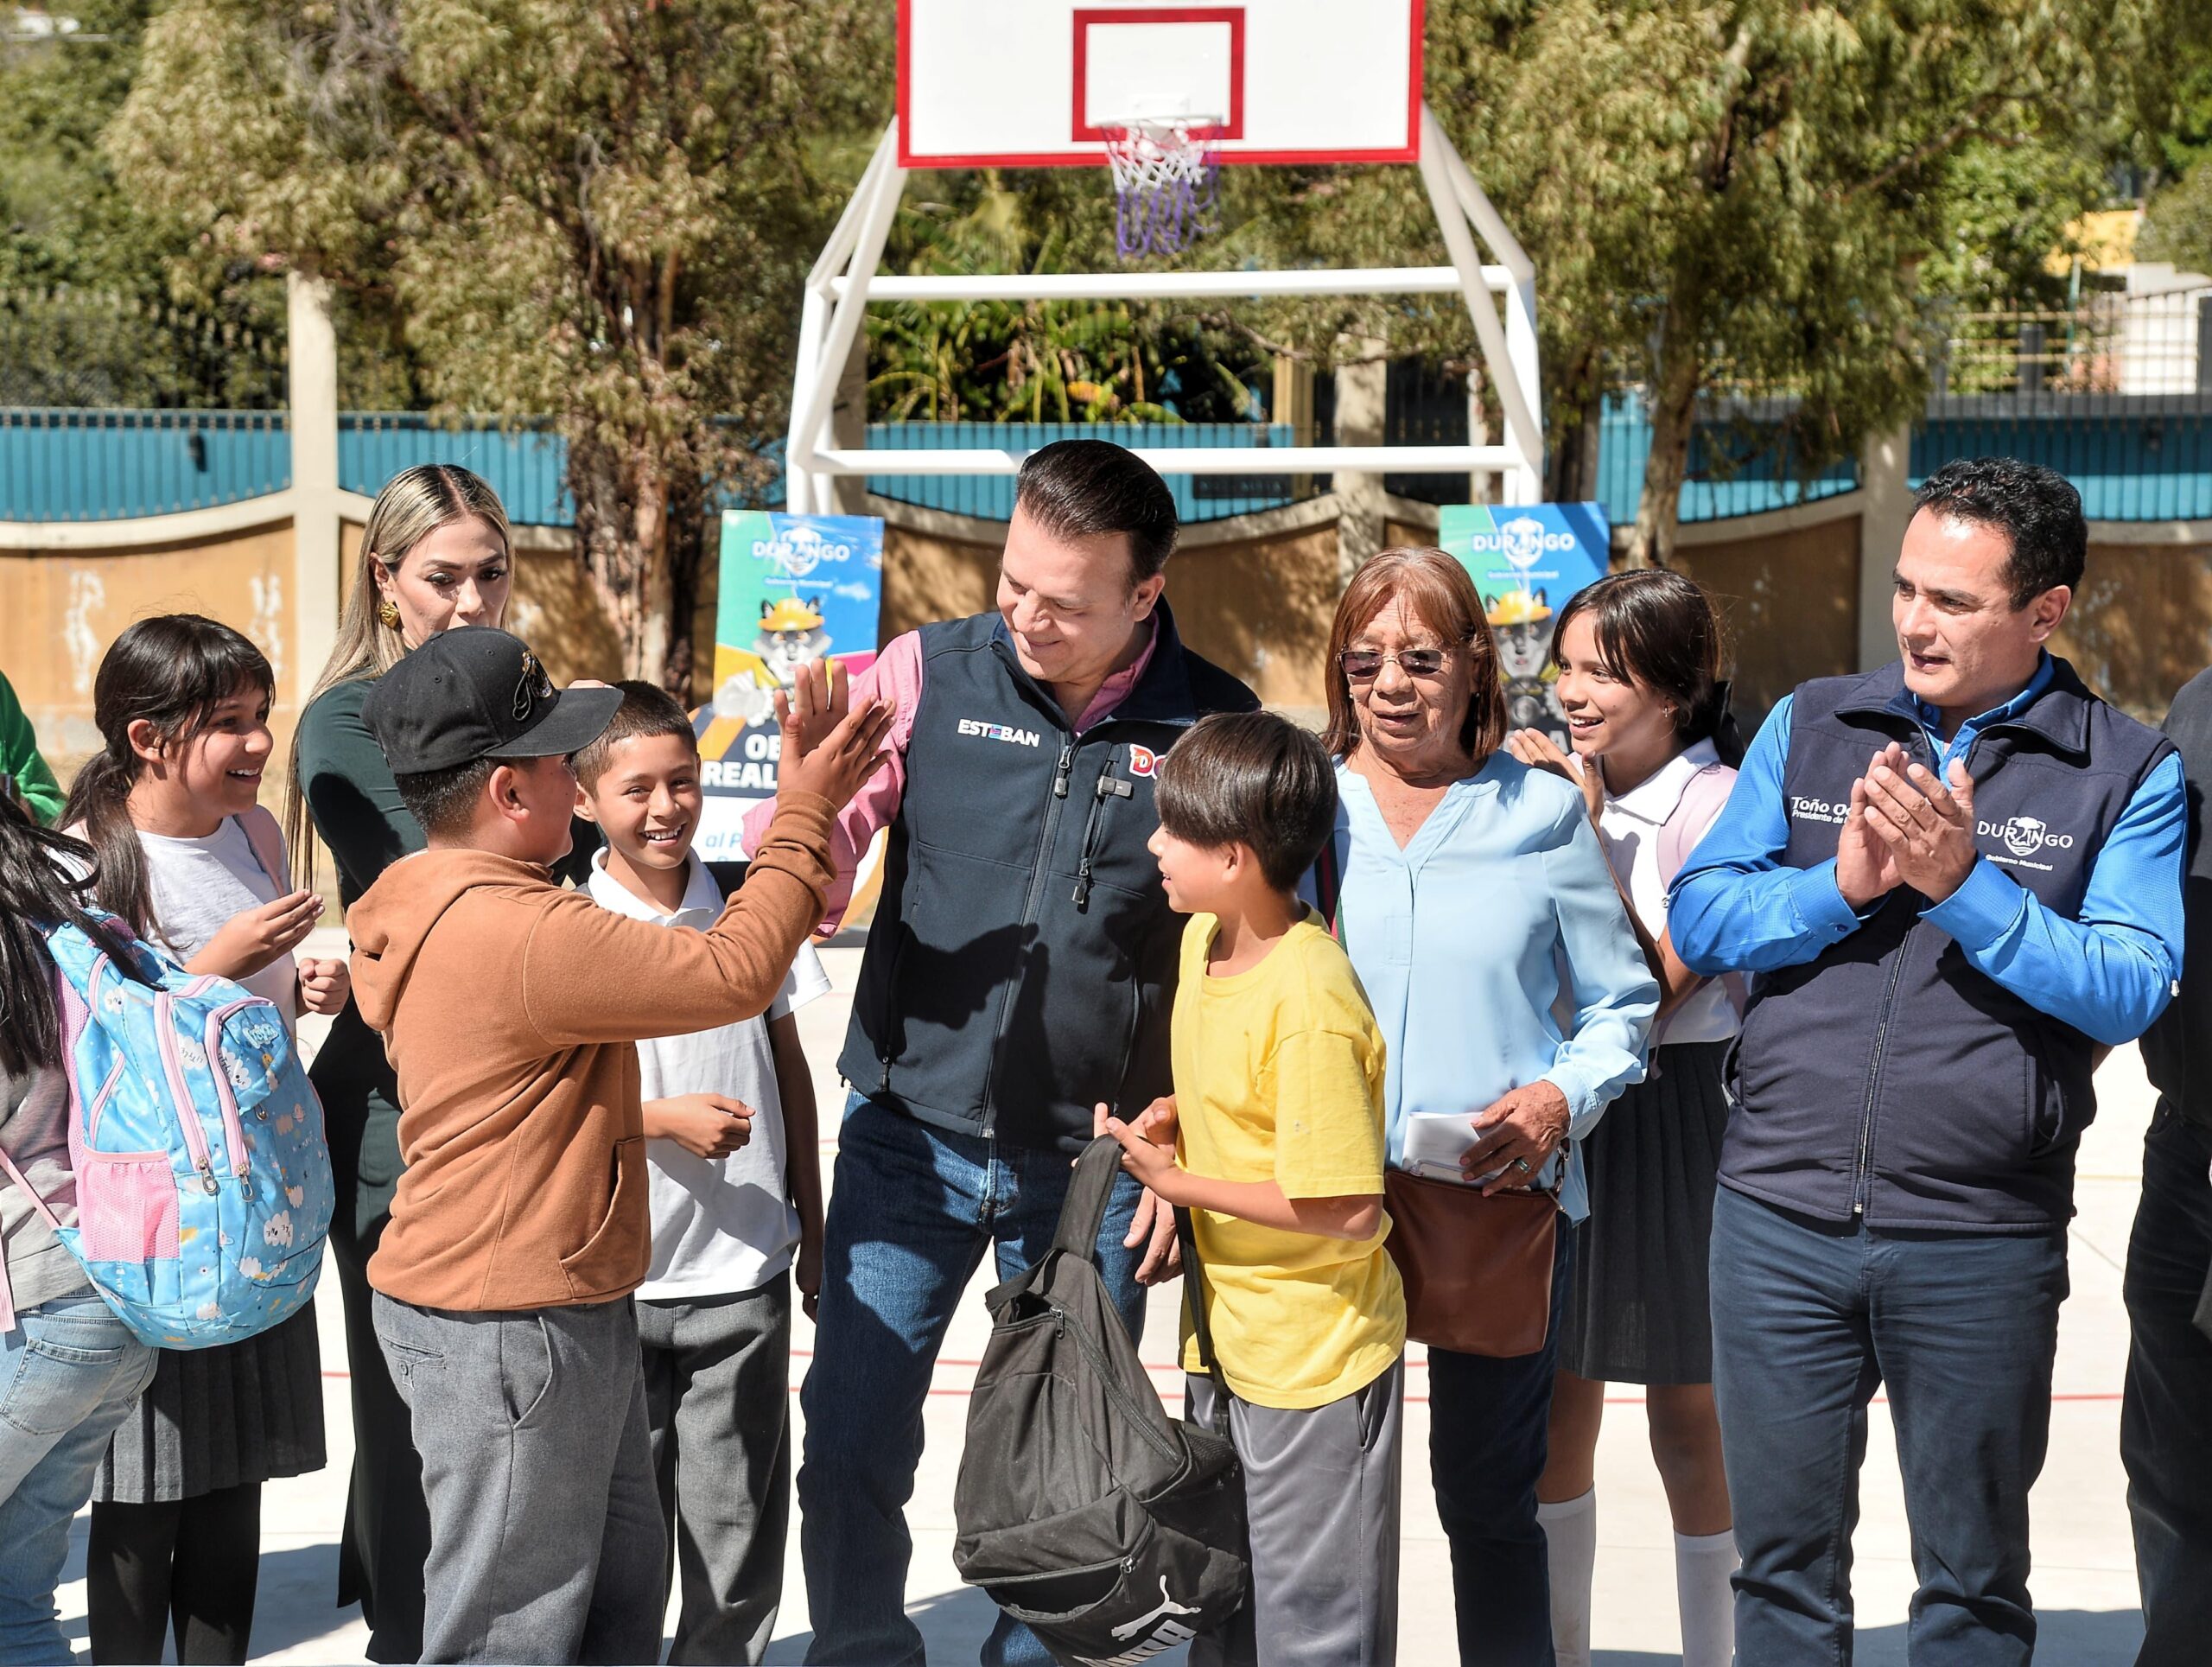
top-left (575, 681), bottom-right (830, 1666)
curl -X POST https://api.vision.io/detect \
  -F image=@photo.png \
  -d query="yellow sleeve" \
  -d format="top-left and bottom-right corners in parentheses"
top-left (1268, 1025), bottom-right (1387, 1199)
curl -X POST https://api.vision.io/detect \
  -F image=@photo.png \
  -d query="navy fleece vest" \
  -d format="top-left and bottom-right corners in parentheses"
top-left (1722, 658), bottom-right (2171, 1231)
top-left (840, 603), bottom-right (1258, 1152)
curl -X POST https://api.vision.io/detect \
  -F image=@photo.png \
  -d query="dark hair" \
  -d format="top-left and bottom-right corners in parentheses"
top-left (62, 614), bottom-right (276, 935)
top-left (1912, 457), bottom-right (2087, 608)
top-left (392, 758), bottom-right (499, 840)
top-left (1548, 570), bottom-right (1744, 767)
top-left (1014, 439), bottom-right (1179, 587)
top-left (1321, 548), bottom-right (1509, 761)
top-left (574, 680), bottom-right (697, 787)
top-left (0, 795), bottom-right (139, 1076)
top-left (1155, 711), bottom-right (1338, 893)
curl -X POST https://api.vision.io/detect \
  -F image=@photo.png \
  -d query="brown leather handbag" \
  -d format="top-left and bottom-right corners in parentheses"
top-left (1382, 1168), bottom-right (1560, 1358)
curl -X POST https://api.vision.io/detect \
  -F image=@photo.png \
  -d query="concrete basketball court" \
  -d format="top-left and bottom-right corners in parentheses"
top-left (44, 930), bottom-right (2155, 1663)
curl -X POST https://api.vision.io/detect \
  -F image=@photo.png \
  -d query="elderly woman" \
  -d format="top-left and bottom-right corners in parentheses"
top-left (1320, 547), bottom-right (1656, 1665)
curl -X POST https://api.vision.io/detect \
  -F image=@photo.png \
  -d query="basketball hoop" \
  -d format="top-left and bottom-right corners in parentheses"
top-left (1101, 117), bottom-right (1222, 260)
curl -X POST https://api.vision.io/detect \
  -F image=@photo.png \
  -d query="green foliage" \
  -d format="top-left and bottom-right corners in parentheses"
top-left (1412, 0), bottom-right (2183, 560)
top-left (868, 178), bottom-right (1267, 423)
top-left (111, 0), bottom-right (889, 684)
top-left (0, 0), bottom-right (293, 404)
top-left (2139, 164), bottom-right (2212, 273)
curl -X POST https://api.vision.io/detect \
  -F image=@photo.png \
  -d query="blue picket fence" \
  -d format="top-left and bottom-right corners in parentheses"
top-left (339, 413), bottom-right (572, 526)
top-left (1913, 398), bottom-right (2212, 520)
top-left (0, 408), bottom-right (289, 520)
top-left (9, 402), bottom-right (2212, 526)
top-left (1596, 396), bottom-right (1862, 525)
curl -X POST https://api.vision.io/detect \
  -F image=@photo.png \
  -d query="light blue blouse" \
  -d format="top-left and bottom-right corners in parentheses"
top-left (1325, 754), bottom-right (1659, 1223)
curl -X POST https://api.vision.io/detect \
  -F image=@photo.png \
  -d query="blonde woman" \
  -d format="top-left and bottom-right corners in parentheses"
top-left (287, 464), bottom-right (594, 1663)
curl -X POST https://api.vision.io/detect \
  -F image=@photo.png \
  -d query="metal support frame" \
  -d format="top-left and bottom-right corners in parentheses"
top-left (785, 106), bottom-right (1543, 513)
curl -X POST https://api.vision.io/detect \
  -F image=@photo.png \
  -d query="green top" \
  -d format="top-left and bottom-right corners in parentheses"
top-left (0, 671), bottom-right (65, 827)
top-left (296, 677), bottom-right (426, 913)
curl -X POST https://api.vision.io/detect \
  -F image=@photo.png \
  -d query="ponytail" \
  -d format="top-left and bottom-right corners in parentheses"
top-left (0, 795), bottom-right (136, 1077)
top-left (61, 748), bottom-right (152, 936)
top-left (1689, 678), bottom-right (1747, 768)
top-left (60, 614), bottom-right (275, 938)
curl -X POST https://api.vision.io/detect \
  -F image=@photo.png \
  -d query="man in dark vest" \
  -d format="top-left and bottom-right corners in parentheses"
top-left (742, 440), bottom-right (1257, 1666)
top-left (2125, 659), bottom-right (2212, 1667)
top-left (1670, 457), bottom-right (2186, 1665)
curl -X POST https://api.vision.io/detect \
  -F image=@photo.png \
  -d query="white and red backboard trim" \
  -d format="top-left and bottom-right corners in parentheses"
top-left (898, 0), bottom-right (1423, 169)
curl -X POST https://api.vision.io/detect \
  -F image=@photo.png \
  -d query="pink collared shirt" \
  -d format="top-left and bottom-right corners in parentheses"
top-left (741, 617), bottom-right (1160, 927)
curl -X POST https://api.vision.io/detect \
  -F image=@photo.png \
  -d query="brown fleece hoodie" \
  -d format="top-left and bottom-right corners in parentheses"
top-left (346, 792), bottom-right (836, 1312)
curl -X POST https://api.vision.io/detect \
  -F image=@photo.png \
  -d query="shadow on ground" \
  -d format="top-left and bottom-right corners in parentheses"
top-left (774, 1599), bottom-right (2139, 1667)
top-left (766, 1583), bottom-right (1195, 1665)
top-left (1589, 1607), bottom-right (2144, 1667)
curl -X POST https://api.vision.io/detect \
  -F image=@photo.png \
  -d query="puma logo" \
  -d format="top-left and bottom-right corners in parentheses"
top-left (1110, 1578), bottom-right (1199, 1642)
top-left (1071, 1576), bottom-right (1205, 1664)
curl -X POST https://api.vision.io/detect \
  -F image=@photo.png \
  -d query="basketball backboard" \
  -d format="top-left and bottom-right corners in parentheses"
top-left (897, 0), bottom-right (1425, 169)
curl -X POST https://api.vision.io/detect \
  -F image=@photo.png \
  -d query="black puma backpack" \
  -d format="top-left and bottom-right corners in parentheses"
top-left (953, 1136), bottom-right (1249, 1665)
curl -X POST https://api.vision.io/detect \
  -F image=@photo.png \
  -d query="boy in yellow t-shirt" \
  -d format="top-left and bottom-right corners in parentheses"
top-left (1105, 710), bottom-right (1406, 1667)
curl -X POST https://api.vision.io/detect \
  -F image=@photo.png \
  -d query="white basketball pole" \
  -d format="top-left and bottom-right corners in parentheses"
top-left (788, 124), bottom-right (906, 513)
top-left (785, 113), bottom-right (1549, 505)
top-left (1429, 107), bottom-right (1544, 502)
top-left (828, 268), bottom-right (1518, 300)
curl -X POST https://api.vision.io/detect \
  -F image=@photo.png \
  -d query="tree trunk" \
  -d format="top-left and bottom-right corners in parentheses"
top-left (569, 439), bottom-right (673, 689)
top-left (662, 486), bottom-right (708, 704)
top-left (1544, 348), bottom-right (1605, 506)
top-left (1626, 298), bottom-right (1705, 569)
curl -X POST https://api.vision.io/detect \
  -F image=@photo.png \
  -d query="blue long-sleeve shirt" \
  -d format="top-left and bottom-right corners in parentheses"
top-left (1669, 659), bottom-right (2185, 1047)
top-left (1321, 754), bottom-right (1658, 1223)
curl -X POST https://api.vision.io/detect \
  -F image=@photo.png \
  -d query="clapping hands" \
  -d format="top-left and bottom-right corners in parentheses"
top-left (1837, 741), bottom-right (1979, 908)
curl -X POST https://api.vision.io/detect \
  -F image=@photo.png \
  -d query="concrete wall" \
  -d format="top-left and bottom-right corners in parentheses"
top-left (876, 504), bottom-right (1342, 714)
top-left (2, 519), bottom-right (303, 782)
top-left (2060, 533), bottom-right (2212, 722)
top-left (9, 491), bottom-right (2212, 804)
top-left (1672, 512), bottom-right (1864, 720)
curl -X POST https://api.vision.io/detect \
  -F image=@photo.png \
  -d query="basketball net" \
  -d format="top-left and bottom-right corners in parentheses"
top-left (1101, 117), bottom-right (1222, 260)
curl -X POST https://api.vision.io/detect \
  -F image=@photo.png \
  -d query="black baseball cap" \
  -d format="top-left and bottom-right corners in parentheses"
top-left (362, 627), bottom-right (622, 775)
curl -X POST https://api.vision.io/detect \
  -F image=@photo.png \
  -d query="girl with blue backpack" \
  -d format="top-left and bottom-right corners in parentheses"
top-left (0, 795), bottom-right (161, 1664)
top-left (62, 616), bottom-right (341, 1666)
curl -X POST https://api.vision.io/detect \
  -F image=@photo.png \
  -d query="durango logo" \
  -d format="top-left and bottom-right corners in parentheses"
top-left (957, 718), bottom-right (1042, 748)
top-left (1980, 815), bottom-right (2073, 857)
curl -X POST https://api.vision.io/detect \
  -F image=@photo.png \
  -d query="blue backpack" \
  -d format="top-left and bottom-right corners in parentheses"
top-left (0, 916), bottom-right (334, 1348)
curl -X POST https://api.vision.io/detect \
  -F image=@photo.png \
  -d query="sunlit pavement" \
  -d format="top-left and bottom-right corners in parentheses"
top-left (46, 930), bottom-right (2153, 1663)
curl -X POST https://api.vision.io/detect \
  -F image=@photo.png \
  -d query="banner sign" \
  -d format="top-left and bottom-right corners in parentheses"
top-left (693, 511), bottom-right (885, 859)
top-left (1437, 503), bottom-right (1611, 744)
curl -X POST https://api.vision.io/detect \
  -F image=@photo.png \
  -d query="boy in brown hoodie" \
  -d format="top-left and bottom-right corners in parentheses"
top-left (346, 627), bottom-right (889, 1665)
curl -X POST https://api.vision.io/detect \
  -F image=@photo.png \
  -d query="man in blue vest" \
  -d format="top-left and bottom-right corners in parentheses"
top-left (743, 440), bottom-right (1257, 1666)
top-left (1670, 457), bottom-right (2186, 1665)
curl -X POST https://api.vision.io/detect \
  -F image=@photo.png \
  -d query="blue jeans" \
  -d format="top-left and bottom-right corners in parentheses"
top-left (1426, 1222), bottom-right (1573, 1667)
top-left (0, 1293), bottom-right (156, 1665)
top-left (2121, 1104), bottom-right (2212, 1667)
top-left (798, 1095), bottom-right (1147, 1667)
top-left (1709, 1185), bottom-right (2068, 1666)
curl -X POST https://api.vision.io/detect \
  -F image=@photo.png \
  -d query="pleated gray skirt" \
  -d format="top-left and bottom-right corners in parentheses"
top-left (1560, 1040), bottom-right (1732, 1386)
top-left (92, 1298), bottom-right (327, 1503)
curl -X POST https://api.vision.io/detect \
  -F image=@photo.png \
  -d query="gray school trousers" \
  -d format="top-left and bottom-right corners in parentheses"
top-left (637, 1275), bottom-right (792, 1667)
top-left (372, 1293), bottom-right (664, 1665)
top-left (1186, 1358), bottom-right (1405, 1667)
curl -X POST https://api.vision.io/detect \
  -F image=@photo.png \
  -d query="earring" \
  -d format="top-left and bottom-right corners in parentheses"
top-left (377, 600), bottom-right (401, 631)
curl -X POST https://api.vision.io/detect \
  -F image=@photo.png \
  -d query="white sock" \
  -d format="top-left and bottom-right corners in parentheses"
top-left (1674, 1526), bottom-right (1739, 1667)
top-left (1537, 1487), bottom-right (1596, 1667)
